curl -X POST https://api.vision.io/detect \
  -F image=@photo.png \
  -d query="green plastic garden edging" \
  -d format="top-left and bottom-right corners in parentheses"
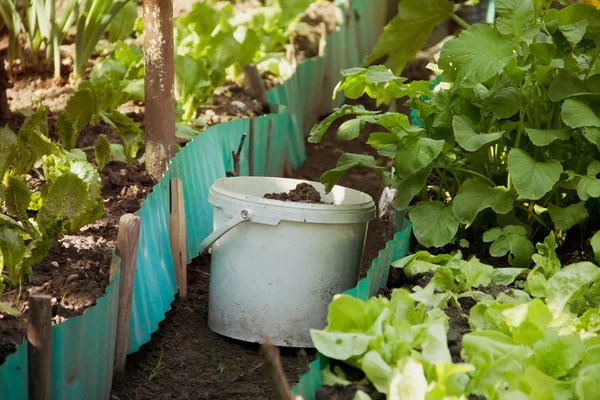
top-left (0, 1), bottom-right (391, 398)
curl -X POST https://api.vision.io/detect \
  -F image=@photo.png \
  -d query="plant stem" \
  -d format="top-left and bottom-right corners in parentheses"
top-left (517, 204), bottom-right (551, 231)
top-left (451, 13), bottom-right (471, 30)
top-left (451, 167), bottom-right (496, 187)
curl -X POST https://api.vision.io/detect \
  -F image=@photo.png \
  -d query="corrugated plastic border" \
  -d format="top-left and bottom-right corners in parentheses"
top-left (291, 222), bottom-right (413, 400)
top-left (0, 256), bottom-right (121, 400)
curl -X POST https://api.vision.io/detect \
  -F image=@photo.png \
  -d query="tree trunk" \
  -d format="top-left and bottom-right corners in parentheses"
top-left (0, 56), bottom-right (13, 125)
top-left (143, 0), bottom-right (176, 181)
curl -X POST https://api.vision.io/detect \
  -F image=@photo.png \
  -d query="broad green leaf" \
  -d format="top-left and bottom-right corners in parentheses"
top-left (582, 127), bottom-right (600, 150)
top-left (5, 176), bottom-right (32, 229)
top-left (367, 132), bottom-right (399, 157)
top-left (394, 166), bottom-right (431, 210)
top-left (492, 268), bottom-right (526, 285)
top-left (107, 0), bottom-right (137, 42)
top-left (56, 114), bottom-right (77, 151)
top-left (0, 227), bottom-right (25, 271)
top-left (547, 202), bottom-right (589, 231)
top-left (310, 330), bottom-right (374, 360)
top-left (362, 350), bottom-right (393, 394)
top-left (175, 123), bottom-right (200, 140)
top-left (393, 136), bottom-right (444, 179)
top-left (364, 0), bottom-right (454, 75)
top-left (101, 110), bottom-right (143, 165)
top-left (391, 251), bottom-right (453, 279)
top-left (507, 149), bottom-right (563, 200)
top-left (577, 365), bottom-right (600, 400)
top-left (502, 299), bottom-right (553, 331)
top-left (65, 89), bottom-right (94, 137)
top-left (409, 201), bottom-right (459, 248)
top-left (320, 154), bottom-right (385, 193)
top-left (496, 0), bottom-right (538, 42)
top-left (562, 98), bottom-right (600, 128)
top-left (525, 128), bottom-right (571, 147)
top-left (353, 391), bottom-right (372, 400)
top-left (388, 358), bottom-right (428, 400)
top-left (338, 119), bottom-right (366, 141)
top-left (94, 134), bottom-right (111, 171)
top-left (546, 262), bottom-right (600, 317)
top-left (439, 24), bottom-right (513, 87)
top-left (560, 20), bottom-right (588, 48)
top-left (477, 77), bottom-right (520, 119)
top-left (36, 173), bottom-right (88, 240)
top-left (453, 115), bottom-right (504, 152)
top-left (67, 160), bottom-right (104, 231)
top-left (548, 76), bottom-right (592, 102)
top-left (452, 179), bottom-right (514, 225)
top-left (421, 323), bottom-right (452, 364)
top-left (326, 295), bottom-right (370, 332)
top-left (578, 309), bottom-right (600, 333)
top-left (532, 232), bottom-right (561, 279)
top-left (308, 105), bottom-right (379, 143)
top-left (533, 329), bottom-right (584, 379)
top-left (592, 231), bottom-right (600, 265)
top-left (0, 126), bottom-right (18, 178)
top-left (577, 161), bottom-right (600, 200)
top-left (484, 225), bottom-right (535, 268)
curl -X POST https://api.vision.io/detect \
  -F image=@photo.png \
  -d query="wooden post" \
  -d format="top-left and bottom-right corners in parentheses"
top-left (28, 295), bottom-right (52, 400)
top-left (249, 118), bottom-right (255, 177)
top-left (243, 64), bottom-right (269, 110)
top-left (114, 214), bottom-right (141, 372)
top-left (170, 178), bottom-right (187, 298)
top-left (143, 0), bottom-right (176, 181)
top-left (264, 118), bottom-right (273, 176)
top-left (0, 55), bottom-right (12, 125)
top-left (260, 338), bottom-right (294, 400)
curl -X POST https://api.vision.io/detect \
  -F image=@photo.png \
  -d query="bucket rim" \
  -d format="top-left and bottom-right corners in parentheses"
top-left (208, 176), bottom-right (376, 224)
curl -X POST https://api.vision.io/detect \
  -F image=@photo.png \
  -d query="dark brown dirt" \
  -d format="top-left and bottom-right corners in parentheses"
top-left (293, 1), bottom-right (340, 62)
top-left (0, 115), bottom-right (153, 364)
top-left (196, 83), bottom-right (269, 128)
top-left (315, 384), bottom-right (384, 400)
top-left (264, 182), bottom-right (325, 203)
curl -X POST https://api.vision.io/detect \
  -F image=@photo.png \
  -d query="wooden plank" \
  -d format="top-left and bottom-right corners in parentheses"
top-left (28, 294), bottom-right (52, 400)
top-left (170, 178), bottom-right (187, 298)
top-left (114, 214), bottom-right (141, 372)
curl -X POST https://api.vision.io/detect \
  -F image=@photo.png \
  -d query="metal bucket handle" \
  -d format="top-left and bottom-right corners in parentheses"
top-left (199, 209), bottom-right (253, 254)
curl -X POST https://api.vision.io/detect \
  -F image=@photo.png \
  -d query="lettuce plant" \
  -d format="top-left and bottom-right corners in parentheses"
top-left (0, 106), bottom-right (103, 300)
top-left (310, 0), bottom-right (600, 267)
top-left (311, 244), bottom-right (600, 399)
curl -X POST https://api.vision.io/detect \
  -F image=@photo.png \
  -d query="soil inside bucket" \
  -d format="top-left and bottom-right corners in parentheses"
top-left (263, 182), bottom-right (327, 203)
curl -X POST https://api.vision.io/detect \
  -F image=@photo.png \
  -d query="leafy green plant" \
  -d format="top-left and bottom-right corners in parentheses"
top-left (0, 0), bottom-right (77, 77)
top-left (72, 0), bottom-right (133, 78)
top-left (0, 106), bottom-right (103, 299)
top-left (310, 0), bottom-right (600, 267)
top-left (311, 241), bottom-right (600, 399)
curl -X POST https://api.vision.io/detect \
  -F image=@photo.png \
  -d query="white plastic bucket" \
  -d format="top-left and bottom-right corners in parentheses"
top-left (200, 177), bottom-right (376, 347)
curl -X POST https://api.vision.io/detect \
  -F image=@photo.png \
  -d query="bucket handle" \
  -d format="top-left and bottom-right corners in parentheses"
top-left (199, 209), bottom-right (253, 254)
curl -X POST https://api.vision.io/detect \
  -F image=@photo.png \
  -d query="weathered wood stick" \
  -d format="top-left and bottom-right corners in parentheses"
top-left (260, 338), bottom-right (294, 400)
top-left (28, 295), bottom-right (52, 400)
top-left (114, 213), bottom-right (141, 372)
top-left (318, 23), bottom-right (327, 57)
top-left (243, 64), bottom-right (269, 108)
top-left (249, 118), bottom-right (255, 177)
top-left (170, 178), bottom-right (187, 298)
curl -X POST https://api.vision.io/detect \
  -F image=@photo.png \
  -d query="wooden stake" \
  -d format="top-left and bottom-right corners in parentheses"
top-left (227, 132), bottom-right (247, 177)
top-left (143, 0), bottom-right (176, 181)
top-left (170, 178), bottom-right (187, 298)
top-left (260, 338), bottom-right (294, 400)
top-left (243, 64), bottom-right (269, 110)
top-left (318, 23), bottom-right (327, 57)
top-left (114, 214), bottom-right (141, 372)
top-left (0, 55), bottom-right (12, 125)
top-left (264, 118), bottom-right (273, 176)
top-left (249, 118), bottom-right (255, 177)
top-left (28, 295), bottom-right (52, 400)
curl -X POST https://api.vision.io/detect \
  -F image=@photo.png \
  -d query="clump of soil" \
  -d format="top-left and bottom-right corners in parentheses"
top-left (263, 182), bottom-right (326, 203)
top-left (293, 1), bottom-right (340, 62)
top-left (196, 83), bottom-right (269, 127)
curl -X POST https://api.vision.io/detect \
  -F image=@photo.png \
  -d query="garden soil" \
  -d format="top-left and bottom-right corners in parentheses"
top-left (110, 114), bottom-right (391, 400)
